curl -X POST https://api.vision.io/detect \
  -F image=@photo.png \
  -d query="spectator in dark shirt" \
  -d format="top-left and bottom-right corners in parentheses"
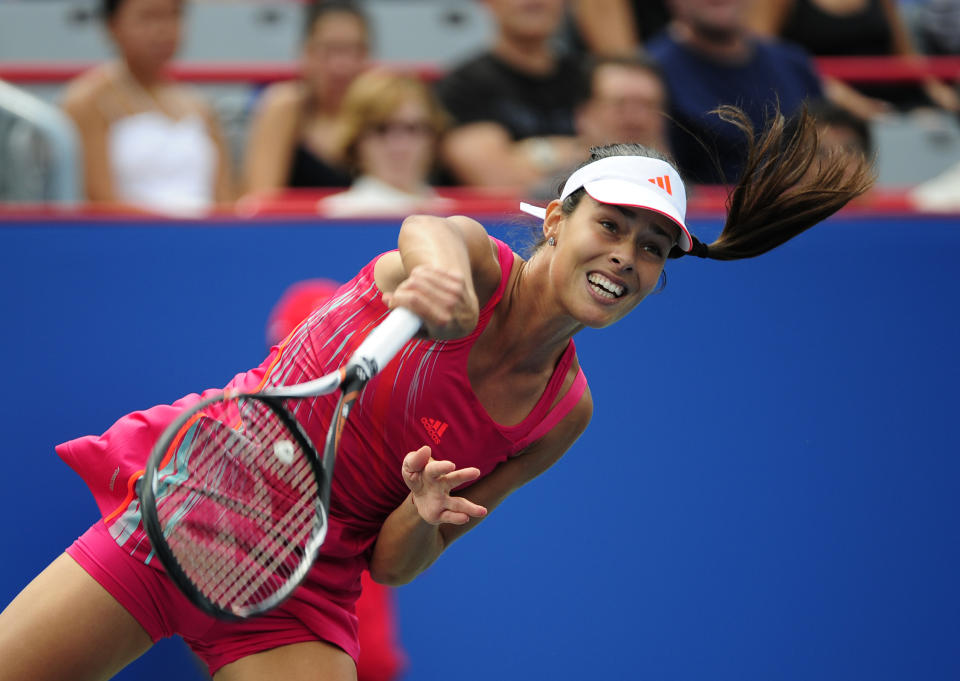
top-left (567, 0), bottom-right (672, 56)
top-left (434, 0), bottom-right (590, 190)
top-left (243, 0), bottom-right (370, 196)
top-left (747, 0), bottom-right (960, 117)
top-left (647, 0), bottom-right (824, 184)
top-left (532, 54), bottom-right (671, 200)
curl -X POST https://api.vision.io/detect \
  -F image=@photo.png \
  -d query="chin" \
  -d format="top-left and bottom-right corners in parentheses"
top-left (575, 308), bottom-right (622, 330)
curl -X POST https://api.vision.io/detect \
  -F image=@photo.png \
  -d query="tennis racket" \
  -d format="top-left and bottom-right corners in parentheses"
top-left (139, 306), bottom-right (421, 620)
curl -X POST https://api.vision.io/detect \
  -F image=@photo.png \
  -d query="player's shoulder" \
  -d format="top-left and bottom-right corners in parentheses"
top-left (444, 215), bottom-right (505, 298)
top-left (566, 355), bottom-right (593, 431)
top-left (521, 357), bottom-right (592, 461)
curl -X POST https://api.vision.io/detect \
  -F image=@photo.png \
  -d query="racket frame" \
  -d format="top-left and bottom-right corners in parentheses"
top-left (140, 390), bottom-right (329, 620)
top-left (139, 307), bottom-right (422, 619)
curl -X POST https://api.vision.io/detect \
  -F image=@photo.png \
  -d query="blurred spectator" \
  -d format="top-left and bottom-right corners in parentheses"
top-left (243, 0), bottom-right (370, 195)
top-left (909, 159), bottom-right (960, 211)
top-left (434, 0), bottom-right (590, 191)
top-left (567, 0), bottom-right (671, 56)
top-left (807, 99), bottom-right (873, 157)
top-left (576, 55), bottom-right (670, 154)
top-left (266, 280), bottom-right (408, 681)
top-left (532, 54), bottom-right (670, 199)
top-left (319, 69), bottom-right (451, 217)
top-left (915, 0), bottom-right (960, 55)
top-left (746, 0), bottom-right (960, 117)
top-left (646, 0), bottom-right (824, 184)
top-left (805, 99), bottom-right (875, 187)
top-left (61, 0), bottom-right (234, 215)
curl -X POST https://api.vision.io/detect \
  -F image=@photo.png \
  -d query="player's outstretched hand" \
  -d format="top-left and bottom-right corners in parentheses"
top-left (402, 445), bottom-right (487, 525)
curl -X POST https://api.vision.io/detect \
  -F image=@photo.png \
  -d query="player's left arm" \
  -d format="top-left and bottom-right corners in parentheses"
top-left (368, 384), bottom-right (593, 586)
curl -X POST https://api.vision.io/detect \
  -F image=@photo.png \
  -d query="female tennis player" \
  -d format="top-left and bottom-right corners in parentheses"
top-left (0, 106), bottom-right (872, 681)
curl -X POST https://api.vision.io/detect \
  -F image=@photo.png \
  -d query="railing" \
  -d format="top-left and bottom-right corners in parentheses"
top-left (0, 184), bottom-right (925, 221)
top-left (1, 56), bottom-right (958, 85)
top-left (0, 79), bottom-right (80, 202)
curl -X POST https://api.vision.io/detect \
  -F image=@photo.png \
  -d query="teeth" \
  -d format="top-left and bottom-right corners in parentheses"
top-left (588, 273), bottom-right (624, 298)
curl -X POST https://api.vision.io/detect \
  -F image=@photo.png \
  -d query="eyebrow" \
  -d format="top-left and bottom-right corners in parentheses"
top-left (611, 205), bottom-right (675, 242)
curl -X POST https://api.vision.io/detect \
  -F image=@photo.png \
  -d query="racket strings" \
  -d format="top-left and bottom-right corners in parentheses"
top-left (152, 396), bottom-right (322, 615)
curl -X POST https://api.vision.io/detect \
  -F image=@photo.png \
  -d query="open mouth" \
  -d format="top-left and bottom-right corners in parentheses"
top-left (587, 273), bottom-right (626, 299)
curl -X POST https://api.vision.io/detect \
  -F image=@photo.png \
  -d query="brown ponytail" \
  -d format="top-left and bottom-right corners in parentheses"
top-left (678, 104), bottom-right (876, 261)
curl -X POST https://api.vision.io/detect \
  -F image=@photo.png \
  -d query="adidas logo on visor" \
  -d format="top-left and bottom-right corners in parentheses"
top-left (648, 175), bottom-right (672, 195)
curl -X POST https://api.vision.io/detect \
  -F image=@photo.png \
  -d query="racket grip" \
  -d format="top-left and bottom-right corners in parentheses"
top-left (347, 307), bottom-right (422, 379)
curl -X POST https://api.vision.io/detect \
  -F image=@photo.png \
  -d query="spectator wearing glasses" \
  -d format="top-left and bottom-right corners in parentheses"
top-left (319, 69), bottom-right (451, 217)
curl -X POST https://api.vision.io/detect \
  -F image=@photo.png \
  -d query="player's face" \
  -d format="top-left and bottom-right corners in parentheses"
top-left (301, 11), bottom-right (369, 100)
top-left (356, 97), bottom-right (437, 191)
top-left (109, 0), bottom-right (182, 72)
top-left (548, 196), bottom-right (679, 328)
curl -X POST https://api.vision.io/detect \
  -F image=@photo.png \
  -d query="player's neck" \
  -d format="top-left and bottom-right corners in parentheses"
top-left (493, 257), bottom-right (582, 374)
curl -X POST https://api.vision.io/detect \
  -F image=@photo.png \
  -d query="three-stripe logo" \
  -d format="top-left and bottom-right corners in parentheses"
top-left (648, 175), bottom-right (673, 195)
top-left (420, 417), bottom-right (449, 444)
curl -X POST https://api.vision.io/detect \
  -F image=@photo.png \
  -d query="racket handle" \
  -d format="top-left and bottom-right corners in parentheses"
top-left (346, 307), bottom-right (422, 379)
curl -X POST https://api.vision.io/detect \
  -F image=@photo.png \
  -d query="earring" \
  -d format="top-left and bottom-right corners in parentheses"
top-left (548, 236), bottom-right (556, 246)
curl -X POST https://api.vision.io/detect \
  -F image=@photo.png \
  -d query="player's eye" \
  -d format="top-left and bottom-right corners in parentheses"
top-left (644, 243), bottom-right (663, 257)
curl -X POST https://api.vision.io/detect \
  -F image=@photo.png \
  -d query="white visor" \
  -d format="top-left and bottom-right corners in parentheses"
top-left (520, 156), bottom-right (692, 252)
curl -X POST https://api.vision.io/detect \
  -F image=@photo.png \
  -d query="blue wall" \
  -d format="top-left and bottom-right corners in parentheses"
top-left (1, 215), bottom-right (958, 681)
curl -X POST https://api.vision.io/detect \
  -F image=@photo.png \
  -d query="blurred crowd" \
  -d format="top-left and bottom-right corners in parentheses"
top-left (1, 2), bottom-right (957, 680)
top-left (19, 0), bottom-right (955, 217)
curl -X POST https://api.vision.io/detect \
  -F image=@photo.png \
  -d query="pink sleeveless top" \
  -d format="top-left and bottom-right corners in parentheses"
top-left (56, 236), bottom-right (588, 655)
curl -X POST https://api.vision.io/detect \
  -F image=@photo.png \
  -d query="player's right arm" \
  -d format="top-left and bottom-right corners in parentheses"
top-left (374, 214), bottom-right (503, 341)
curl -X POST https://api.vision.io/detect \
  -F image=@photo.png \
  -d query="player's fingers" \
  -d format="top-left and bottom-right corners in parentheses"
top-left (437, 509), bottom-right (472, 525)
top-left (424, 459), bottom-right (456, 480)
top-left (448, 496), bottom-right (487, 519)
top-left (392, 269), bottom-right (467, 320)
top-left (402, 446), bottom-right (432, 476)
top-left (391, 289), bottom-right (456, 328)
top-left (440, 467), bottom-right (481, 489)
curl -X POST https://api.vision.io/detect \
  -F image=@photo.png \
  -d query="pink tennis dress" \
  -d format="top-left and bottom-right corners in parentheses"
top-left (57, 237), bottom-right (587, 673)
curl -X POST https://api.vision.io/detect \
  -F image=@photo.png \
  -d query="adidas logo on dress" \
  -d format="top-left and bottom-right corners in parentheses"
top-left (420, 417), bottom-right (448, 444)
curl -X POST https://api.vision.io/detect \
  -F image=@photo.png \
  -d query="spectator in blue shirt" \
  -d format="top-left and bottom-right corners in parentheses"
top-left (647, 0), bottom-right (824, 184)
